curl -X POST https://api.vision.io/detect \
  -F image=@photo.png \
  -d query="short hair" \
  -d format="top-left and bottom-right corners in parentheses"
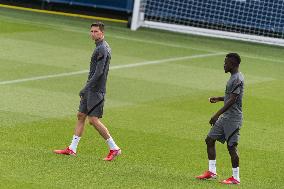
top-left (91, 21), bottom-right (105, 32)
top-left (226, 53), bottom-right (241, 66)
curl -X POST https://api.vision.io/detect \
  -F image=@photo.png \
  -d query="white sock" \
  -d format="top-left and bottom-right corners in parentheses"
top-left (106, 137), bottom-right (119, 150)
top-left (209, 160), bottom-right (217, 174)
top-left (232, 167), bottom-right (240, 182)
top-left (69, 135), bottom-right (81, 153)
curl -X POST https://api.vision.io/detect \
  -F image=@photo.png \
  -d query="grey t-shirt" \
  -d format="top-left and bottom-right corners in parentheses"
top-left (223, 72), bottom-right (244, 121)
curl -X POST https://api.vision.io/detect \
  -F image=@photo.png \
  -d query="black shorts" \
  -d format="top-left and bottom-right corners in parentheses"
top-left (78, 91), bottom-right (105, 118)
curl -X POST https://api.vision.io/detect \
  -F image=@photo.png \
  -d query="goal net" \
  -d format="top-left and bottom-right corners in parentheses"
top-left (131, 0), bottom-right (284, 46)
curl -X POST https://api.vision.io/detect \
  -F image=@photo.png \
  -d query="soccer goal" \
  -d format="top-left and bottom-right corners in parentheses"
top-left (131, 0), bottom-right (284, 46)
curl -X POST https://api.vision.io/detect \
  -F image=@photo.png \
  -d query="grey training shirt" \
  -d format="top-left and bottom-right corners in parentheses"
top-left (84, 39), bottom-right (111, 93)
top-left (223, 72), bottom-right (244, 121)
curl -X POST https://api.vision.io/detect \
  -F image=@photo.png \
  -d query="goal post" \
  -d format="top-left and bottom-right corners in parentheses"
top-left (130, 0), bottom-right (144, 30)
top-left (131, 0), bottom-right (284, 46)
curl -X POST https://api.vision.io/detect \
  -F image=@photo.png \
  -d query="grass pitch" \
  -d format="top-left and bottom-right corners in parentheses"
top-left (0, 6), bottom-right (283, 189)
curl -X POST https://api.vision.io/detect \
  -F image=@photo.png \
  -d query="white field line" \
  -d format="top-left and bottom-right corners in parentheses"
top-left (0, 52), bottom-right (223, 85)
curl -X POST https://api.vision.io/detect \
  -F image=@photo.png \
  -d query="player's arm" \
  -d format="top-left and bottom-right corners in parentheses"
top-left (209, 93), bottom-right (238, 126)
top-left (209, 79), bottom-right (242, 126)
top-left (85, 48), bottom-right (107, 87)
top-left (209, 96), bottom-right (224, 103)
top-left (80, 48), bottom-right (107, 97)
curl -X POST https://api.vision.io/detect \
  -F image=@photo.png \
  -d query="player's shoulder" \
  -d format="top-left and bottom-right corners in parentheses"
top-left (98, 41), bottom-right (110, 51)
top-left (237, 72), bottom-right (244, 82)
top-left (232, 72), bottom-right (244, 80)
top-left (232, 72), bottom-right (244, 87)
top-left (229, 72), bottom-right (244, 86)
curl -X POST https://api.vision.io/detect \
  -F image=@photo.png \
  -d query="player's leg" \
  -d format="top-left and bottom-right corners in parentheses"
top-left (74, 112), bottom-right (87, 136)
top-left (87, 91), bottom-right (121, 160)
top-left (228, 143), bottom-right (239, 169)
top-left (53, 112), bottom-right (87, 156)
top-left (206, 136), bottom-right (216, 160)
top-left (220, 144), bottom-right (240, 184)
top-left (228, 143), bottom-right (240, 181)
top-left (196, 136), bottom-right (218, 179)
top-left (221, 127), bottom-right (241, 184)
top-left (54, 98), bottom-right (88, 156)
top-left (206, 136), bottom-right (217, 175)
top-left (88, 116), bottom-right (121, 161)
top-left (196, 119), bottom-right (226, 180)
top-left (88, 116), bottom-right (111, 140)
top-left (68, 112), bottom-right (87, 152)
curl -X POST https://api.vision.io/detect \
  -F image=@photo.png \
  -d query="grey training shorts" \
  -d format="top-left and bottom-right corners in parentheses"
top-left (79, 91), bottom-right (105, 118)
top-left (208, 116), bottom-right (242, 146)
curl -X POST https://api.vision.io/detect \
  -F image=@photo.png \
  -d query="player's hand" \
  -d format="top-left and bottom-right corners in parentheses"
top-left (79, 89), bottom-right (85, 98)
top-left (209, 114), bottom-right (219, 126)
top-left (209, 97), bottom-right (219, 103)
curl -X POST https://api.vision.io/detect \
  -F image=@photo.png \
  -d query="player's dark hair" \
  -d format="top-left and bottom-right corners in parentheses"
top-left (226, 53), bottom-right (241, 66)
top-left (91, 21), bottom-right (105, 32)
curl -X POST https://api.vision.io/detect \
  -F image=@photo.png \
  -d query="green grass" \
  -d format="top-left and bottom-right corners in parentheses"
top-left (0, 7), bottom-right (284, 189)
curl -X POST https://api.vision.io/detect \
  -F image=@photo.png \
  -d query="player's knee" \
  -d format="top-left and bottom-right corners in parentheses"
top-left (205, 136), bottom-right (215, 146)
top-left (77, 112), bottom-right (86, 121)
top-left (227, 142), bottom-right (238, 150)
top-left (227, 144), bottom-right (239, 156)
top-left (89, 117), bottom-right (100, 126)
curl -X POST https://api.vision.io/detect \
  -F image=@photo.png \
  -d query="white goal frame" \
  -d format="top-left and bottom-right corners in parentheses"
top-left (131, 0), bottom-right (284, 47)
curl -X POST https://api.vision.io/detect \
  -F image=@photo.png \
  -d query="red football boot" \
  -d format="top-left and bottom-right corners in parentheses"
top-left (196, 171), bottom-right (217, 180)
top-left (53, 147), bottom-right (76, 156)
top-left (103, 149), bottom-right (121, 161)
top-left (220, 176), bottom-right (240, 185)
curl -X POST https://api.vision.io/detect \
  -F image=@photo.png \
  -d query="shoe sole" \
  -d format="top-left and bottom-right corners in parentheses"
top-left (196, 175), bottom-right (217, 180)
top-left (220, 181), bottom-right (240, 185)
top-left (53, 151), bottom-right (77, 157)
top-left (196, 177), bottom-right (217, 180)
